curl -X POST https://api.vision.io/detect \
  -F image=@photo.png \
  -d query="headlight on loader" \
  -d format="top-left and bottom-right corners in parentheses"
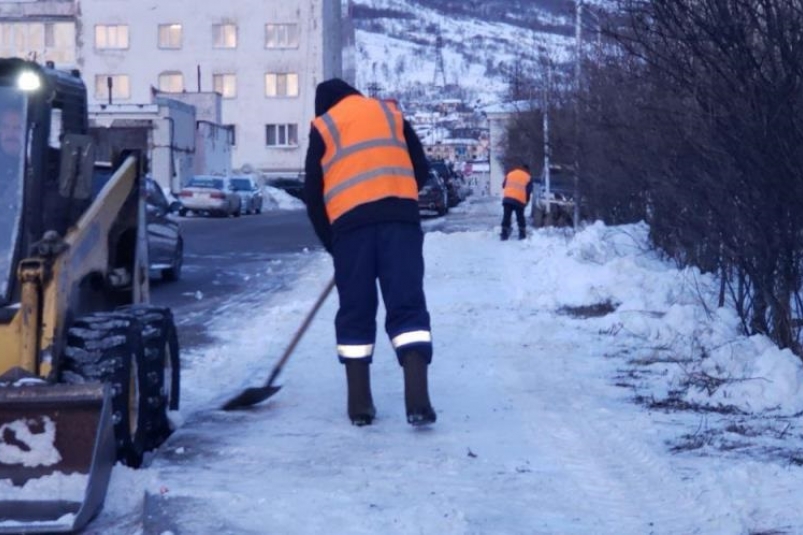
top-left (17, 70), bottom-right (42, 91)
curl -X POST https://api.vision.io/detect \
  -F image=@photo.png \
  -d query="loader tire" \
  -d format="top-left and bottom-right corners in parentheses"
top-left (61, 312), bottom-right (149, 468)
top-left (117, 304), bottom-right (180, 451)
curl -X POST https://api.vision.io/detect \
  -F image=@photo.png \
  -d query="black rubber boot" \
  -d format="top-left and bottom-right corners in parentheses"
top-left (402, 351), bottom-right (436, 426)
top-left (345, 361), bottom-right (376, 426)
top-left (500, 227), bottom-right (511, 241)
top-left (518, 227), bottom-right (526, 240)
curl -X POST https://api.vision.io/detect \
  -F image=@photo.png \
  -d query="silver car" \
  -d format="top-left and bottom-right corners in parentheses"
top-left (229, 175), bottom-right (263, 215)
top-left (178, 176), bottom-right (241, 217)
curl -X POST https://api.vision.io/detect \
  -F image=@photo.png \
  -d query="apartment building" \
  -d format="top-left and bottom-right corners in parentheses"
top-left (0, 0), bottom-right (76, 67)
top-left (78, 0), bottom-right (343, 175)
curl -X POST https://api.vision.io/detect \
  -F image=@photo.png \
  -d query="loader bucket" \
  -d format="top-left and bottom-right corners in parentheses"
top-left (0, 383), bottom-right (115, 533)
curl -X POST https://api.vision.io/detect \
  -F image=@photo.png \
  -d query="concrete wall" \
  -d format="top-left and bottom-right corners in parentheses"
top-left (89, 98), bottom-right (201, 193)
top-left (154, 98), bottom-right (196, 193)
top-left (195, 121), bottom-right (232, 178)
top-left (78, 0), bottom-right (342, 174)
top-left (159, 91), bottom-right (222, 123)
top-left (486, 112), bottom-right (509, 197)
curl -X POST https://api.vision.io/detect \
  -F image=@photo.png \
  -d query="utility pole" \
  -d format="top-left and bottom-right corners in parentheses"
top-left (543, 60), bottom-right (552, 227)
top-left (572, 0), bottom-right (583, 229)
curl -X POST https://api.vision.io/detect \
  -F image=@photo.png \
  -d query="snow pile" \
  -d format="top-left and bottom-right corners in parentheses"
top-left (0, 416), bottom-right (61, 467)
top-left (0, 472), bottom-right (87, 502)
top-left (260, 186), bottom-right (305, 211)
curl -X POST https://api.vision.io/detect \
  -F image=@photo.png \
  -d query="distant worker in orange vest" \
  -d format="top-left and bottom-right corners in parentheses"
top-left (500, 163), bottom-right (533, 240)
top-left (304, 79), bottom-right (437, 427)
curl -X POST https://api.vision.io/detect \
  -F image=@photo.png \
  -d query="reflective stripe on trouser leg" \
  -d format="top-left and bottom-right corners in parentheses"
top-left (337, 343), bottom-right (375, 360)
top-left (391, 330), bottom-right (433, 364)
top-left (333, 225), bottom-right (380, 364)
top-left (375, 223), bottom-right (432, 365)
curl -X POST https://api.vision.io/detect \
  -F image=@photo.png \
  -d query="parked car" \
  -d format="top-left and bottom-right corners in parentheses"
top-left (93, 163), bottom-right (184, 281)
top-left (532, 164), bottom-right (576, 228)
top-left (145, 177), bottom-right (184, 281)
top-left (178, 175), bottom-right (241, 217)
top-left (429, 159), bottom-right (468, 208)
top-left (229, 175), bottom-right (263, 215)
top-left (418, 170), bottom-right (449, 217)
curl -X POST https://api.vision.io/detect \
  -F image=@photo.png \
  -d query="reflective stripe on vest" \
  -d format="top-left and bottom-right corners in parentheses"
top-left (503, 169), bottom-right (530, 204)
top-left (312, 96), bottom-right (418, 223)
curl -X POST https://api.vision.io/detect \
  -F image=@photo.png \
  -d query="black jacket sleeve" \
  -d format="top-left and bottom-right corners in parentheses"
top-left (304, 127), bottom-right (333, 254)
top-left (403, 120), bottom-right (430, 190)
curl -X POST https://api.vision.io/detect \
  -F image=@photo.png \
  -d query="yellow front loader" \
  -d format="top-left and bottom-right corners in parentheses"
top-left (0, 59), bottom-right (180, 533)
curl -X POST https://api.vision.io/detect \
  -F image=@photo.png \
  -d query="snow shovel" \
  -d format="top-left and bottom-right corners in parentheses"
top-left (221, 277), bottom-right (336, 411)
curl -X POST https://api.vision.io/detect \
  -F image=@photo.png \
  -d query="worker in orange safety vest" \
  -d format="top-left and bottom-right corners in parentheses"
top-left (500, 164), bottom-right (533, 240)
top-left (304, 78), bottom-right (436, 427)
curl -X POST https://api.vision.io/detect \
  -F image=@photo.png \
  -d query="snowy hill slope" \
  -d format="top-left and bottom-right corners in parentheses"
top-left (349, 0), bottom-right (601, 104)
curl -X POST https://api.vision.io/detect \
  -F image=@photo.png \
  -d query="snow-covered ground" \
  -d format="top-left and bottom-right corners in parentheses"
top-left (8, 196), bottom-right (803, 534)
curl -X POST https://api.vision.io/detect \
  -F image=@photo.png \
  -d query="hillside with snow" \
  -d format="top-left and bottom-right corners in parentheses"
top-left (348, 0), bottom-right (607, 105)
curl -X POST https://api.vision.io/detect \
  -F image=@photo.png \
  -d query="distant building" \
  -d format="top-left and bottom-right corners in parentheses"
top-left (424, 138), bottom-right (482, 163)
top-left (77, 0), bottom-right (342, 175)
top-left (0, 0), bottom-right (76, 67)
top-left (483, 100), bottom-right (537, 196)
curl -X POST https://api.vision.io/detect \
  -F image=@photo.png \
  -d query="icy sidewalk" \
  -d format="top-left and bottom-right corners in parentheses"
top-left (91, 197), bottom-right (803, 534)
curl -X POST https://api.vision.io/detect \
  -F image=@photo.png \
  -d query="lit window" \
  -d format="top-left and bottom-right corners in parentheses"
top-left (265, 124), bottom-right (298, 147)
top-left (213, 73), bottom-right (237, 98)
top-left (94, 74), bottom-right (131, 100)
top-left (265, 73), bottom-right (298, 97)
top-left (158, 71), bottom-right (184, 93)
top-left (265, 23), bottom-right (299, 49)
top-left (95, 24), bottom-right (129, 49)
top-left (158, 24), bottom-right (182, 49)
top-left (213, 23), bottom-right (237, 48)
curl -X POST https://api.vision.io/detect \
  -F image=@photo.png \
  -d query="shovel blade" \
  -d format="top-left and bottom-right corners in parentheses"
top-left (221, 384), bottom-right (282, 411)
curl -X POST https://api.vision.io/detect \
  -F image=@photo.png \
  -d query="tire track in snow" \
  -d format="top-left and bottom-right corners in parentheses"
top-left (465, 231), bottom-right (740, 534)
top-left (505, 327), bottom-right (741, 534)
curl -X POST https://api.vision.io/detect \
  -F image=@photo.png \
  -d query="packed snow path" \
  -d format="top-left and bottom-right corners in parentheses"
top-left (91, 198), bottom-right (802, 534)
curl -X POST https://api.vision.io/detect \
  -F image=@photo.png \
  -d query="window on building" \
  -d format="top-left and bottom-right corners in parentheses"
top-left (266, 124), bottom-right (298, 147)
top-left (212, 23), bottom-right (237, 48)
top-left (213, 73), bottom-right (237, 98)
top-left (226, 124), bottom-right (236, 146)
top-left (265, 23), bottom-right (299, 49)
top-left (265, 73), bottom-right (298, 98)
top-left (94, 74), bottom-right (131, 101)
top-left (158, 23), bottom-right (182, 49)
top-left (0, 22), bottom-right (75, 65)
top-left (95, 24), bottom-right (129, 49)
top-left (158, 71), bottom-right (184, 93)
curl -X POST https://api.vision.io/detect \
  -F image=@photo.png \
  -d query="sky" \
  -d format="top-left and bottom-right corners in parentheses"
top-left (3, 192), bottom-right (803, 534)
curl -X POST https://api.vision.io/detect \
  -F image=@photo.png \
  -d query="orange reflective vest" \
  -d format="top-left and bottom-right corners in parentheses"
top-left (312, 95), bottom-right (418, 223)
top-left (503, 169), bottom-right (531, 204)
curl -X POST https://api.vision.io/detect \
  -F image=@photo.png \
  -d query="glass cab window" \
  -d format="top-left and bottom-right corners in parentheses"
top-left (0, 87), bottom-right (27, 302)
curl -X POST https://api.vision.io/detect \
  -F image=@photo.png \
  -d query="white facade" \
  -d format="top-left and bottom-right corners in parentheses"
top-left (0, 0), bottom-right (76, 67)
top-left (483, 101), bottom-right (537, 196)
top-left (78, 0), bottom-right (342, 174)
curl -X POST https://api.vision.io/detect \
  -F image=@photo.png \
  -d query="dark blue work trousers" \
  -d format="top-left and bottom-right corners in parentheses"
top-left (331, 221), bottom-right (432, 365)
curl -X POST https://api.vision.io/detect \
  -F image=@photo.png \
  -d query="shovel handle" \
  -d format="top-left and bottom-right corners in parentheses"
top-left (266, 277), bottom-right (336, 385)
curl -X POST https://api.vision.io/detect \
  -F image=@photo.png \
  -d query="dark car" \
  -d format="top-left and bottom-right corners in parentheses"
top-left (418, 170), bottom-right (448, 217)
top-left (429, 159), bottom-right (466, 208)
top-left (145, 178), bottom-right (184, 281)
top-left (93, 163), bottom-right (184, 281)
top-left (229, 175), bottom-right (263, 215)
